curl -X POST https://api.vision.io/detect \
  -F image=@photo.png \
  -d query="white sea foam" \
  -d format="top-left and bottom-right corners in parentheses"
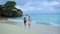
top-left (49, 22), bottom-right (60, 27)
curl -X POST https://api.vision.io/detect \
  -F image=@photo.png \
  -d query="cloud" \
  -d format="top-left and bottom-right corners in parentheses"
top-left (16, 0), bottom-right (60, 13)
top-left (0, 0), bottom-right (60, 13)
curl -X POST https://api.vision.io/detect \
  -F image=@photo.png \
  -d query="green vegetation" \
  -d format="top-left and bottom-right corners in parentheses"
top-left (0, 1), bottom-right (23, 17)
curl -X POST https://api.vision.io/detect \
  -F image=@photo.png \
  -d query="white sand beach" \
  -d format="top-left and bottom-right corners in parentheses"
top-left (0, 19), bottom-right (60, 34)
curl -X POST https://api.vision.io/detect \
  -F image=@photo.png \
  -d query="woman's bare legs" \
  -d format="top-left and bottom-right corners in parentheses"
top-left (24, 23), bottom-right (26, 28)
top-left (28, 23), bottom-right (30, 29)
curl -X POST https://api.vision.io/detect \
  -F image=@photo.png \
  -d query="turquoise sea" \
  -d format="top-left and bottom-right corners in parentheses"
top-left (9, 13), bottom-right (60, 27)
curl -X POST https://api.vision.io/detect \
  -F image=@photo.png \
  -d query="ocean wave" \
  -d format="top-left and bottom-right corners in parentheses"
top-left (36, 21), bottom-right (50, 25)
top-left (36, 21), bottom-right (60, 27)
top-left (49, 22), bottom-right (60, 27)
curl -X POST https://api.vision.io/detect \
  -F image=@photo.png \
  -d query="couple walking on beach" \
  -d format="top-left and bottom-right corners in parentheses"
top-left (24, 16), bottom-right (31, 29)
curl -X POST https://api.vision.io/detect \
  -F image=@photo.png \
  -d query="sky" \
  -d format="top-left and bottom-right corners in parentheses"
top-left (0, 0), bottom-right (60, 14)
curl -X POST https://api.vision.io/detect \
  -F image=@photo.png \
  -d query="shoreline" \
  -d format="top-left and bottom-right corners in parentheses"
top-left (7, 18), bottom-right (60, 27)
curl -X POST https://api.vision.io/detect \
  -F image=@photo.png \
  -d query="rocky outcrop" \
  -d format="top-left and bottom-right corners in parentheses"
top-left (0, 1), bottom-right (23, 17)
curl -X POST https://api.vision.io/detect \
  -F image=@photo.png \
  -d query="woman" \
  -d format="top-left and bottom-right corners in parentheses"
top-left (24, 16), bottom-right (26, 27)
top-left (28, 16), bottom-right (31, 29)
